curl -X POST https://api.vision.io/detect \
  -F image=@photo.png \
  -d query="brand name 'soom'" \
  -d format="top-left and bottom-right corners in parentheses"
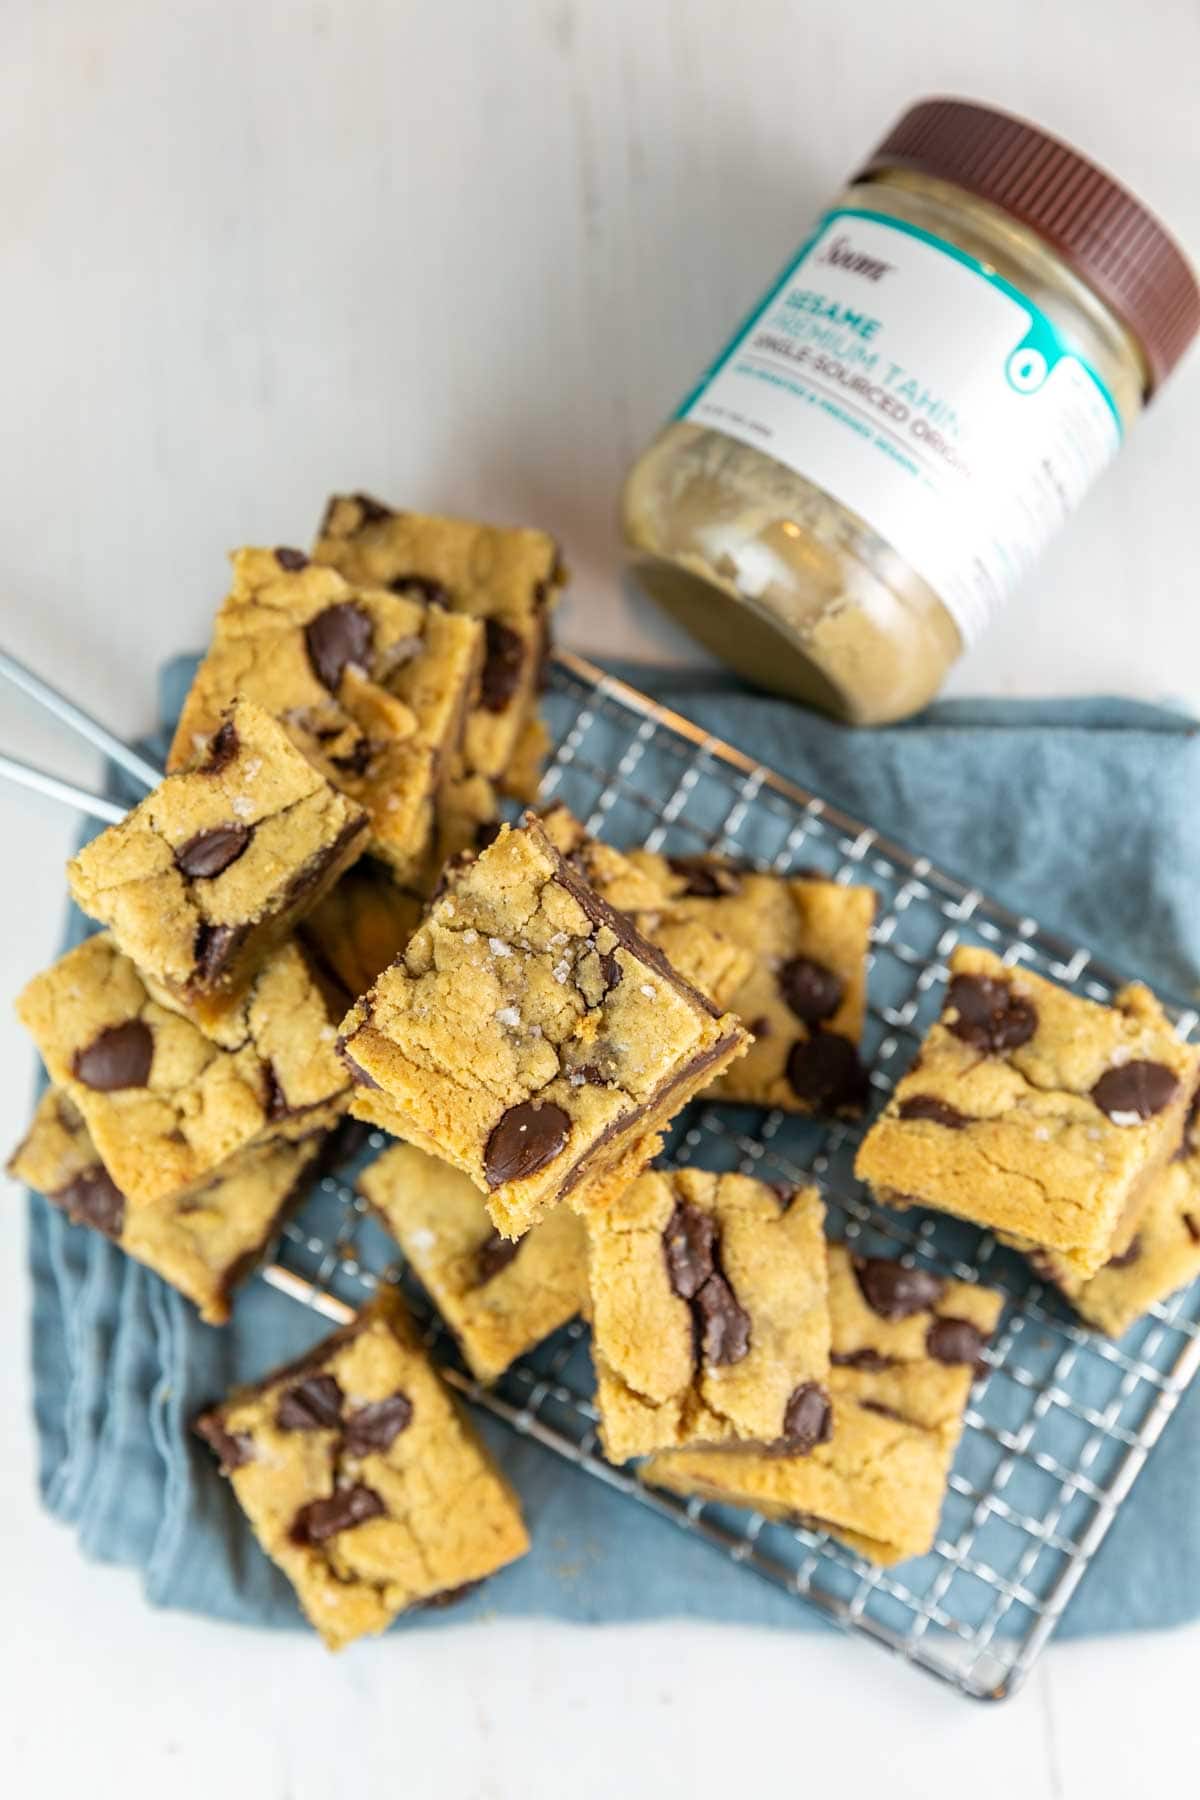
top-left (817, 234), bottom-right (894, 283)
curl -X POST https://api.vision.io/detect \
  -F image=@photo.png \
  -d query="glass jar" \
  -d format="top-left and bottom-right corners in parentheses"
top-left (622, 99), bottom-right (1199, 724)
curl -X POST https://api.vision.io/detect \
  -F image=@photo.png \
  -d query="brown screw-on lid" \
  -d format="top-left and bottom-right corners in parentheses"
top-left (859, 97), bottom-right (1200, 392)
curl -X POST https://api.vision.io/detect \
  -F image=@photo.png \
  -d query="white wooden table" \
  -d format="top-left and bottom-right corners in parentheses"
top-left (3, 3), bottom-right (1199, 1794)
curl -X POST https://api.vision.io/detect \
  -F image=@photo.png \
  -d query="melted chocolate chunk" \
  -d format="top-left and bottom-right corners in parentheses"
top-left (1184, 1213), bottom-right (1200, 1245)
top-left (480, 619), bottom-right (526, 712)
top-left (329, 739), bottom-right (375, 777)
top-left (897, 1094), bottom-right (971, 1129)
top-left (194, 920), bottom-right (248, 982)
top-left (352, 492), bottom-right (392, 525)
top-left (484, 1100), bottom-right (571, 1188)
top-left (925, 1316), bottom-right (988, 1372)
top-left (694, 1272), bottom-right (751, 1366)
top-left (1175, 1088), bottom-right (1200, 1160)
top-left (418, 1581), bottom-right (482, 1610)
top-left (277, 1373), bottom-right (345, 1431)
top-left (55, 1164), bottom-right (125, 1237)
top-left (175, 823), bottom-right (252, 880)
top-left (290, 1482), bottom-right (385, 1546)
top-left (201, 720), bottom-right (240, 775)
top-left (476, 1229), bottom-right (521, 1285)
top-left (854, 1256), bottom-right (944, 1321)
top-left (785, 1031), bottom-right (868, 1112)
top-left (945, 973), bottom-right (1037, 1054)
top-left (746, 1015), bottom-right (773, 1040)
top-left (388, 572), bottom-right (450, 605)
top-left (781, 1381), bottom-right (833, 1452)
top-left (767, 1181), bottom-right (797, 1209)
top-left (339, 1047), bottom-right (383, 1089)
top-left (1105, 1236), bottom-right (1143, 1270)
top-left (73, 1020), bottom-right (154, 1091)
top-left (1091, 1060), bottom-right (1179, 1122)
top-left (344, 1391), bottom-right (413, 1456)
top-left (195, 1414), bottom-right (254, 1473)
top-left (597, 948), bottom-right (622, 992)
top-left (663, 1199), bottom-right (716, 1300)
top-left (666, 857), bottom-right (742, 898)
top-left (305, 601), bottom-right (374, 692)
top-left (275, 546), bottom-right (309, 571)
top-left (830, 1347), bottom-right (897, 1371)
top-left (778, 956), bottom-right (844, 1025)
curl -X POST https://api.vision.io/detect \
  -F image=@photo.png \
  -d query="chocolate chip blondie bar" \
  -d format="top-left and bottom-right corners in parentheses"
top-left (8, 1087), bottom-right (324, 1324)
top-left (587, 1169), bottom-right (831, 1461)
top-left (856, 946), bottom-right (1200, 1281)
top-left (196, 1290), bottom-right (529, 1649)
top-left (338, 817), bottom-right (748, 1239)
top-left (314, 493), bottom-right (563, 799)
top-left (625, 852), bottom-right (875, 1115)
top-left (168, 547), bottom-right (483, 888)
top-left (16, 933), bottom-right (349, 1208)
top-left (359, 1141), bottom-right (589, 1382)
top-left (645, 1243), bottom-right (1005, 1564)
top-left (68, 700), bottom-right (369, 1029)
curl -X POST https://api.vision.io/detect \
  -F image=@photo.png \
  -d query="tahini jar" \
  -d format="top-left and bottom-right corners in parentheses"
top-left (622, 99), bottom-right (1199, 723)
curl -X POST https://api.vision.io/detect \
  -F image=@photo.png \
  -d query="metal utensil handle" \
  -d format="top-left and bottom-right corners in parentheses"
top-left (0, 647), bottom-right (163, 792)
top-left (0, 751), bottom-right (125, 824)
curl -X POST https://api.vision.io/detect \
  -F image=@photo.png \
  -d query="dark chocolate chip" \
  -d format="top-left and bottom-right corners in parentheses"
top-left (663, 1199), bottom-right (716, 1300)
top-left (1105, 1236), bottom-right (1143, 1270)
top-left (275, 546), bottom-right (309, 571)
top-left (479, 619), bottom-right (526, 713)
top-left (778, 956), bottom-right (844, 1025)
top-left (925, 1316), bottom-right (989, 1371)
top-left (290, 1482), bottom-right (385, 1545)
top-left (767, 1181), bottom-right (797, 1209)
top-left (476, 1230), bottom-right (521, 1285)
top-left (305, 601), bottom-right (374, 691)
top-left (897, 1094), bottom-right (971, 1129)
top-left (329, 739), bottom-right (375, 777)
top-left (861, 1400), bottom-right (910, 1424)
top-left (72, 1020), bottom-right (154, 1091)
top-left (474, 818), bottom-right (504, 852)
top-left (201, 720), bottom-right (240, 775)
top-left (1175, 1088), bottom-right (1200, 1160)
top-left (830, 1347), bottom-right (896, 1371)
top-left (694, 1272), bottom-right (752, 1366)
top-left (746, 1015), bottom-right (773, 1039)
top-left (388, 572), bottom-right (450, 605)
top-left (854, 1256), bottom-right (945, 1321)
top-left (597, 948), bottom-right (622, 992)
top-left (666, 857), bottom-right (742, 898)
top-left (571, 1062), bottom-right (614, 1087)
top-left (353, 492), bottom-right (392, 525)
top-left (1091, 1060), bottom-right (1180, 1122)
top-left (175, 823), bottom-right (252, 879)
top-left (277, 1374), bottom-right (345, 1431)
top-left (945, 973), bottom-right (1037, 1055)
top-left (483, 1100), bottom-right (570, 1188)
top-left (344, 1391), bottom-right (414, 1456)
top-left (1184, 1213), bottom-right (1200, 1245)
top-left (55, 1164), bottom-right (125, 1238)
top-left (195, 1414), bottom-right (254, 1473)
top-left (785, 1031), bottom-right (868, 1113)
top-left (194, 920), bottom-right (248, 982)
top-left (780, 1381), bottom-right (833, 1452)
top-left (418, 1581), bottom-right (481, 1610)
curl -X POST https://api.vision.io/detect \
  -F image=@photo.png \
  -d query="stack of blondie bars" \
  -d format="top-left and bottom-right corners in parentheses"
top-left (10, 494), bottom-right (1200, 1650)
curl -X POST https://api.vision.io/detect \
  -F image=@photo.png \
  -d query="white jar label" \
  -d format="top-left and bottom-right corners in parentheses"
top-left (677, 207), bottom-right (1123, 645)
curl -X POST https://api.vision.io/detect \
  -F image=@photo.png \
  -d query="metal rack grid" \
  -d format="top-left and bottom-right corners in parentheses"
top-left (248, 648), bottom-right (1195, 1700)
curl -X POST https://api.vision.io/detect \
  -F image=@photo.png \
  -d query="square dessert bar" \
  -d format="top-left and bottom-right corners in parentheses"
top-left (855, 946), bottom-right (1200, 1281)
top-left (168, 547), bottom-right (483, 888)
top-left (1032, 1097), bottom-right (1200, 1337)
top-left (68, 700), bottom-right (369, 1028)
top-left (314, 493), bottom-right (564, 800)
top-left (645, 1243), bottom-right (1005, 1565)
top-left (299, 859), bottom-right (425, 1004)
top-left (8, 1087), bottom-right (324, 1325)
top-left (586, 1168), bottom-right (831, 1461)
top-left (538, 804), bottom-right (754, 1014)
top-left (626, 851), bottom-right (875, 1116)
top-left (16, 933), bottom-right (349, 1209)
top-left (196, 1290), bottom-right (529, 1650)
top-left (338, 817), bottom-right (748, 1239)
top-left (359, 1141), bottom-right (589, 1383)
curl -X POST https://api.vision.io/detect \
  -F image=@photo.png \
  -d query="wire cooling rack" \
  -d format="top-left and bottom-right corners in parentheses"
top-left (247, 646), bottom-right (1200, 1704)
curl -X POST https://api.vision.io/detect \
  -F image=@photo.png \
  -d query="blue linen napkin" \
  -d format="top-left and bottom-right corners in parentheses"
top-left (22, 656), bottom-right (1200, 1639)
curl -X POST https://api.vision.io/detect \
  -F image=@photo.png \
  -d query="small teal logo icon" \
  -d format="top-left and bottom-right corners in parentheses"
top-left (1006, 345), bottom-right (1049, 393)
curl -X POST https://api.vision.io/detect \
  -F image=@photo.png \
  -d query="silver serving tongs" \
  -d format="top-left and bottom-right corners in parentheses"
top-left (0, 647), bottom-right (163, 823)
